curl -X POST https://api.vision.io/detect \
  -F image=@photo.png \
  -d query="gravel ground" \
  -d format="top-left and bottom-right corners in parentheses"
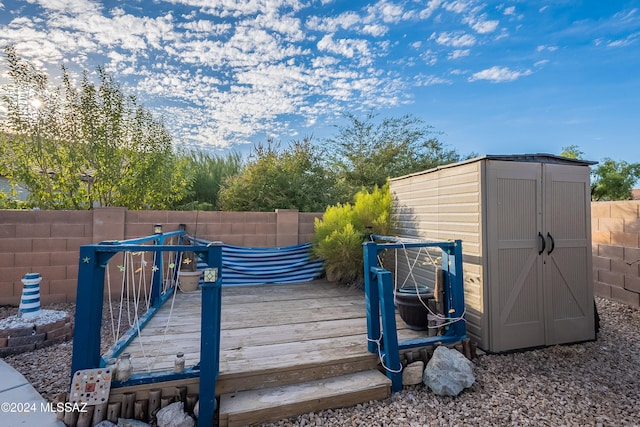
top-left (2, 297), bottom-right (639, 426)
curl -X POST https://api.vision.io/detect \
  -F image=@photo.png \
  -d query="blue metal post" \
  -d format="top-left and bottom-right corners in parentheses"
top-left (199, 243), bottom-right (223, 427)
top-left (71, 246), bottom-right (109, 375)
top-left (150, 242), bottom-right (163, 308)
top-left (363, 241), bottom-right (380, 353)
top-left (449, 240), bottom-right (466, 337)
top-left (376, 268), bottom-right (402, 392)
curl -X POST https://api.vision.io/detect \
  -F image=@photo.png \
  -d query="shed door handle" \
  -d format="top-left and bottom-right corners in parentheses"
top-left (547, 232), bottom-right (555, 255)
top-left (538, 232), bottom-right (545, 255)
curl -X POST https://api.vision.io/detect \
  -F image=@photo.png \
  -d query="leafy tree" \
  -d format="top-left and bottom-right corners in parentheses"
top-left (560, 145), bottom-right (585, 160)
top-left (218, 138), bottom-right (336, 212)
top-left (177, 150), bottom-right (242, 210)
top-left (0, 45), bottom-right (188, 209)
top-left (591, 158), bottom-right (640, 201)
top-left (325, 112), bottom-right (464, 201)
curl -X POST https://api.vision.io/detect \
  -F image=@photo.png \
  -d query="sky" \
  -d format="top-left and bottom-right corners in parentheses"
top-left (0, 0), bottom-right (639, 163)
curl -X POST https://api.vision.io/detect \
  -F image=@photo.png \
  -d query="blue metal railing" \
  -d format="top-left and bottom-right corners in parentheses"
top-left (70, 229), bottom-right (222, 427)
top-left (363, 235), bottom-right (466, 392)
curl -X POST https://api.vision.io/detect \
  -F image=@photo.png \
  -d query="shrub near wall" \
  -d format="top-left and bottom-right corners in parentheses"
top-left (592, 201), bottom-right (640, 308)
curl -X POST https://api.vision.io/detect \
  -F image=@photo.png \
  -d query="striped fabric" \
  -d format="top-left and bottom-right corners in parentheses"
top-left (193, 240), bottom-right (324, 286)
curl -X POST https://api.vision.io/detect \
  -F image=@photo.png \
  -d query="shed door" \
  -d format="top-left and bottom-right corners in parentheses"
top-left (542, 164), bottom-right (595, 344)
top-left (487, 161), bottom-right (545, 352)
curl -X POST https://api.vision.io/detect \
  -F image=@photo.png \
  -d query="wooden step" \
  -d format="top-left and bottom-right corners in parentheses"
top-left (218, 370), bottom-right (391, 427)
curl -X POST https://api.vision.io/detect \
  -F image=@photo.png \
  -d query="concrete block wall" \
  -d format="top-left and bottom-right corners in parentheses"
top-left (591, 201), bottom-right (640, 308)
top-left (0, 208), bottom-right (322, 304)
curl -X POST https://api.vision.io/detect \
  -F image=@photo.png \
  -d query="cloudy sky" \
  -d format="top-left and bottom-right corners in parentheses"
top-left (0, 0), bottom-right (639, 162)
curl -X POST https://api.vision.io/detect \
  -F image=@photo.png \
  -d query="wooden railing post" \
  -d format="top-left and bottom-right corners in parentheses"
top-left (363, 241), bottom-right (380, 353)
top-left (198, 243), bottom-right (223, 427)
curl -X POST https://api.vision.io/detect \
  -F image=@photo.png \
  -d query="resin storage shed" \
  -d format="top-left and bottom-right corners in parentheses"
top-left (390, 154), bottom-right (597, 352)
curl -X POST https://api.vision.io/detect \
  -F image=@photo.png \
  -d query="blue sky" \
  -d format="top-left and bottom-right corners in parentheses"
top-left (0, 0), bottom-right (639, 164)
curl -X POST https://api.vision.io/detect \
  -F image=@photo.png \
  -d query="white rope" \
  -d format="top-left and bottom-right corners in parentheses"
top-left (367, 332), bottom-right (403, 374)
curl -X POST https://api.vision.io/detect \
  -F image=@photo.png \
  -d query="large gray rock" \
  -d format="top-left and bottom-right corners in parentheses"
top-left (423, 345), bottom-right (475, 396)
top-left (156, 402), bottom-right (195, 427)
top-left (117, 419), bottom-right (150, 427)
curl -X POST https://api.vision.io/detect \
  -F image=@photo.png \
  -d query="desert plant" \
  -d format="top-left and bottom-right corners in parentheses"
top-left (313, 182), bottom-right (392, 286)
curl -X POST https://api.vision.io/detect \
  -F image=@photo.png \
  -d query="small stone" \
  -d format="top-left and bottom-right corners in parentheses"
top-left (402, 361), bottom-right (424, 386)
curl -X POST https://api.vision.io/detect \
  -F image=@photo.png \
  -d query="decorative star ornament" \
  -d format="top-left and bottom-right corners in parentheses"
top-left (83, 256), bottom-right (91, 263)
top-left (152, 265), bottom-right (159, 272)
top-left (183, 257), bottom-right (192, 265)
top-left (169, 263), bottom-right (176, 269)
top-left (117, 265), bottom-right (126, 272)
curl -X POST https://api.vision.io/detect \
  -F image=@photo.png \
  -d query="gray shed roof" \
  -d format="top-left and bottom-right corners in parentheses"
top-left (390, 153), bottom-right (597, 181)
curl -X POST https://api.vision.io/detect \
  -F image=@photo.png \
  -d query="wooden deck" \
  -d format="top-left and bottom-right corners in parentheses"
top-left (108, 279), bottom-right (432, 425)
top-left (123, 279), bottom-right (425, 393)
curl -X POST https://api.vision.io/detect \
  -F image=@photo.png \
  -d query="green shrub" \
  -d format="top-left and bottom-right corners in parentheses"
top-left (313, 183), bottom-right (392, 286)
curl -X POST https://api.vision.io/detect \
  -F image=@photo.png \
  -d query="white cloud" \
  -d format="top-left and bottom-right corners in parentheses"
top-left (469, 66), bottom-right (532, 82)
top-left (431, 31), bottom-right (476, 47)
top-left (536, 45), bottom-right (558, 52)
top-left (443, 0), bottom-right (472, 15)
top-left (449, 49), bottom-right (470, 59)
top-left (419, 0), bottom-right (443, 19)
top-left (317, 34), bottom-right (371, 63)
top-left (415, 74), bottom-right (451, 86)
top-left (606, 32), bottom-right (639, 47)
top-left (504, 6), bottom-right (516, 16)
top-left (467, 15), bottom-right (499, 34)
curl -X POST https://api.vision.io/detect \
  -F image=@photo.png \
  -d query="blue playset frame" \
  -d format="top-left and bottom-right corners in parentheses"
top-left (363, 235), bottom-right (467, 392)
top-left (70, 229), bottom-right (222, 427)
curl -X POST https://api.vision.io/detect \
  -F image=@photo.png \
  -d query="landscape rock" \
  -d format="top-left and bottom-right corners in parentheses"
top-left (94, 421), bottom-right (117, 427)
top-left (423, 345), bottom-right (475, 396)
top-left (156, 401), bottom-right (195, 427)
top-left (402, 361), bottom-right (424, 386)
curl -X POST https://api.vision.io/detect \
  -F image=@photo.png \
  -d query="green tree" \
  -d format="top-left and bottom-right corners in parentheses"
top-left (325, 112), bottom-right (464, 201)
top-left (560, 145), bottom-right (585, 160)
top-left (591, 158), bottom-right (640, 201)
top-left (0, 45), bottom-right (188, 209)
top-left (178, 150), bottom-right (242, 210)
top-left (218, 138), bottom-right (336, 212)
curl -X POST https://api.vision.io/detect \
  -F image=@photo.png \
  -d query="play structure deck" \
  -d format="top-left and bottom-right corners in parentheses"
top-left (68, 229), bottom-right (467, 426)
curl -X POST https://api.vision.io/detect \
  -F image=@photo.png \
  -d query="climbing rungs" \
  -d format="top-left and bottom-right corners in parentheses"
top-left (218, 370), bottom-right (391, 427)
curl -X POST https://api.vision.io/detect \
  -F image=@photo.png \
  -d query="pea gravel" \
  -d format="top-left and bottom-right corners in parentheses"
top-left (2, 297), bottom-right (639, 426)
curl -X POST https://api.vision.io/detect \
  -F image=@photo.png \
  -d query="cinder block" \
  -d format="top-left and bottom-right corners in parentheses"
top-left (0, 224), bottom-right (16, 238)
top-left (0, 210), bottom-right (37, 223)
top-left (591, 231), bottom-right (611, 245)
top-left (131, 210), bottom-right (168, 224)
top-left (50, 251), bottom-right (78, 266)
top-left (592, 256), bottom-right (611, 271)
top-left (16, 223), bottom-right (51, 238)
top-left (624, 219), bottom-right (640, 233)
top-left (36, 265), bottom-right (67, 281)
top-left (255, 223), bottom-right (277, 236)
top-left (591, 203), bottom-right (611, 218)
top-left (50, 279), bottom-right (77, 299)
top-left (623, 247), bottom-right (640, 264)
top-left (598, 270), bottom-right (625, 288)
top-left (611, 286), bottom-right (640, 307)
top-left (598, 245), bottom-right (624, 260)
top-left (625, 275), bottom-right (640, 293)
top-left (610, 259), bottom-right (637, 276)
top-left (597, 217), bottom-right (624, 232)
top-left (51, 224), bottom-right (87, 238)
top-left (0, 239), bottom-right (32, 253)
top-left (610, 202), bottom-right (639, 220)
top-left (0, 337), bottom-right (6, 347)
top-left (610, 231), bottom-right (639, 248)
top-left (0, 253), bottom-right (14, 268)
top-left (243, 235), bottom-right (268, 248)
top-left (14, 252), bottom-right (50, 267)
top-left (220, 212), bottom-right (247, 224)
top-left (593, 281), bottom-right (612, 298)
top-left (31, 238), bottom-right (68, 252)
top-left (66, 237), bottom-right (92, 251)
